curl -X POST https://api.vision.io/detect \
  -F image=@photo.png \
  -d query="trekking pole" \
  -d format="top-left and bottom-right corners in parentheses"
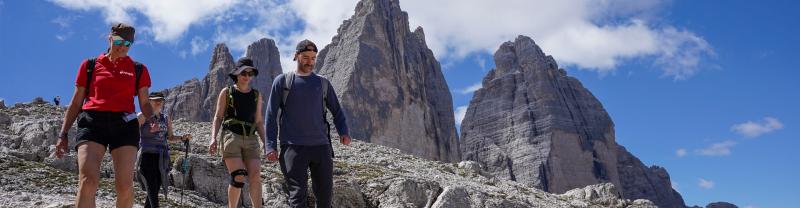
top-left (181, 139), bottom-right (190, 207)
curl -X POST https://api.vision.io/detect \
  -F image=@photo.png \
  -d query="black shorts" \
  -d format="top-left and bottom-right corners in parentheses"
top-left (75, 110), bottom-right (140, 152)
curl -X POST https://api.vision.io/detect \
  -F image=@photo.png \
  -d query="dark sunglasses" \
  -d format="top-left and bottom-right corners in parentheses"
top-left (113, 39), bottom-right (133, 47)
top-left (239, 71), bottom-right (256, 77)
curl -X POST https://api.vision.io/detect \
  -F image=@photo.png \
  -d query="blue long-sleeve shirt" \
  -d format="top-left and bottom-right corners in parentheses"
top-left (265, 72), bottom-right (349, 153)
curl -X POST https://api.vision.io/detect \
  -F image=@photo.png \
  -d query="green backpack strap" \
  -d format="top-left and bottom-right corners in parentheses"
top-left (253, 89), bottom-right (259, 104)
top-left (224, 85), bottom-right (259, 136)
top-left (226, 85), bottom-right (259, 118)
top-left (227, 85), bottom-right (236, 116)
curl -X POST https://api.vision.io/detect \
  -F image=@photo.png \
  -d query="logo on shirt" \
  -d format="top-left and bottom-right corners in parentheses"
top-left (119, 71), bottom-right (134, 77)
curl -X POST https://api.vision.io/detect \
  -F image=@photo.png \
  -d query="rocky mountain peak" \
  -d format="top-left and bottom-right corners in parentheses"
top-left (493, 35), bottom-right (558, 75)
top-left (460, 35), bottom-right (686, 207)
top-left (314, 0), bottom-right (460, 162)
top-left (163, 39), bottom-right (281, 122)
top-left (245, 38), bottom-right (283, 112)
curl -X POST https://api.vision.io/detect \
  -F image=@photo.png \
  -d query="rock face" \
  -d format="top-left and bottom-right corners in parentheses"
top-left (460, 35), bottom-right (620, 192)
top-left (617, 146), bottom-right (686, 207)
top-left (0, 102), bottom-right (219, 207)
top-left (162, 43), bottom-right (233, 121)
top-left (560, 183), bottom-right (657, 208)
top-left (315, 0), bottom-right (459, 162)
top-left (163, 38), bottom-right (282, 121)
top-left (168, 121), bottom-right (656, 208)
top-left (0, 103), bottom-right (74, 162)
top-left (245, 38), bottom-right (284, 112)
top-left (31, 97), bottom-right (46, 105)
top-left (1, 103), bottom-right (659, 207)
top-left (459, 35), bottom-right (686, 207)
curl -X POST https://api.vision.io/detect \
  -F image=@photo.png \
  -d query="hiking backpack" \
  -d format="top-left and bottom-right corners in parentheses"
top-left (83, 57), bottom-right (144, 100)
top-left (280, 72), bottom-right (334, 156)
top-left (224, 85), bottom-right (260, 137)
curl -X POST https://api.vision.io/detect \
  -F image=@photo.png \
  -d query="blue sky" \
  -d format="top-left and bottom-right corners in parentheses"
top-left (1, 0), bottom-right (798, 207)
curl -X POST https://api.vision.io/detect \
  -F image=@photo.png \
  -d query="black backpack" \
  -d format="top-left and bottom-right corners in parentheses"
top-left (83, 57), bottom-right (144, 100)
top-left (280, 72), bottom-right (335, 157)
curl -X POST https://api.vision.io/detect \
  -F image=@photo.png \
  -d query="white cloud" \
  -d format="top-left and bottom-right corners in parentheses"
top-left (52, 15), bottom-right (80, 41)
top-left (476, 57), bottom-right (487, 71)
top-left (286, 0), bottom-right (357, 46)
top-left (51, 15), bottom-right (79, 28)
top-left (731, 117), bottom-right (784, 138)
top-left (190, 36), bottom-right (210, 56)
top-left (178, 51), bottom-right (188, 59)
top-left (695, 140), bottom-right (736, 156)
top-left (654, 27), bottom-right (715, 80)
top-left (211, 0), bottom-right (303, 71)
top-left (269, 0), bottom-right (711, 79)
top-left (454, 106), bottom-right (468, 126)
top-left (49, 0), bottom-right (713, 79)
top-left (401, 0), bottom-right (714, 79)
top-left (49, 0), bottom-right (239, 42)
top-left (279, 0), bottom-right (358, 71)
top-left (698, 178), bottom-right (714, 189)
top-left (676, 148), bottom-right (687, 157)
top-left (457, 82), bottom-right (482, 94)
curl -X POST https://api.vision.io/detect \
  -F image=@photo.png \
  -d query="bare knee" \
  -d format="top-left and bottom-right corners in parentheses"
top-left (245, 161), bottom-right (261, 184)
top-left (248, 174), bottom-right (261, 184)
top-left (78, 172), bottom-right (100, 189)
top-left (114, 179), bottom-right (133, 193)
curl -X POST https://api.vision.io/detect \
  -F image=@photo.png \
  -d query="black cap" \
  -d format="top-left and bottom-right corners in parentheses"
top-left (111, 23), bottom-right (135, 42)
top-left (148, 92), bottom-right (165, 100)
top-left (229, 57), bottom-right (259, 82)
top-left (293, 39), bottom-right (318, 60)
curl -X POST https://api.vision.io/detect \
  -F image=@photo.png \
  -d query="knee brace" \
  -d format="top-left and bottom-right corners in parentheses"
top-left (230, 169), bottom-right (248, 188)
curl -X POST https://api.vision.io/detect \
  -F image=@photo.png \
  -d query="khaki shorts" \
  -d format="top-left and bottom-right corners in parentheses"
top-left (221, 131), bottom-right (263, 160)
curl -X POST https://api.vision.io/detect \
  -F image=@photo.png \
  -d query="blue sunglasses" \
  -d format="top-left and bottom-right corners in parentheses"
top-left (113, 39), bottom-right (132, 47)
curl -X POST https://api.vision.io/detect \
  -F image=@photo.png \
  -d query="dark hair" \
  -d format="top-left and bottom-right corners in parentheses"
top-left (229, 57), bottom-right (258, 83)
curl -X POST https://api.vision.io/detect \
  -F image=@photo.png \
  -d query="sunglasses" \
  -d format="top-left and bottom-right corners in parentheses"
top-left (113, 39), bottom-right (133, 47)
top-left (239, 71), bottom-right (256, 77)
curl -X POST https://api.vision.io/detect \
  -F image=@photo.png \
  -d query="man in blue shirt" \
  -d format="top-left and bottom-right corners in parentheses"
top-left (264, 39), bottom-right (351, 208)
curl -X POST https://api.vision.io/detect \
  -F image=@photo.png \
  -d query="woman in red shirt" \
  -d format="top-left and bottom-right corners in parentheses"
top-left (54, 23), bottom-right (155, 208)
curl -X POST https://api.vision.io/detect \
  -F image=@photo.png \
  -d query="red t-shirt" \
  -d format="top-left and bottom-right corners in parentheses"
top-left (75, 53), bottom-right (151, 112)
